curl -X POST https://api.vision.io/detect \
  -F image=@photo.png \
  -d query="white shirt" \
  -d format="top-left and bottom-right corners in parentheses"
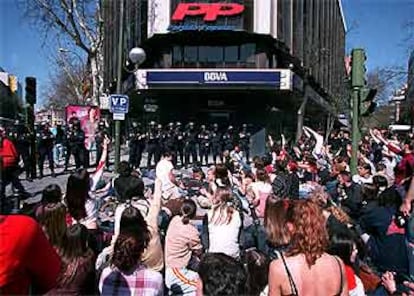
top-left (156, 158), bottom-right (175, 192)
top-left (207, 209), bottom-right (241, 258)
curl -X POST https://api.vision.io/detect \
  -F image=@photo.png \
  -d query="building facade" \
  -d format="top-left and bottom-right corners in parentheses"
top-left (103, 0), bottom-right (346, 135)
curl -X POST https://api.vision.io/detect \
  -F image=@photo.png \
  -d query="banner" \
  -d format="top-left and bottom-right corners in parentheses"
top-left (65, 105), bottom-right (101, 151)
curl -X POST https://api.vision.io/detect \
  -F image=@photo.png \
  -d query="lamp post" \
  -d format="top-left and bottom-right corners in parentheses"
top-left (113, 0), bottom-right (146, 171)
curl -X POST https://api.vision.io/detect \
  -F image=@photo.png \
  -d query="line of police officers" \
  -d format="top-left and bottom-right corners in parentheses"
top-left (7, 117), bottom-right (111, 180)
top-left (128, 121), bottom-right (251, 169)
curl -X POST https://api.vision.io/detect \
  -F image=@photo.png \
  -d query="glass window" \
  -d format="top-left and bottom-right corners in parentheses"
top-left (183, 46), bottom-right (198, 67)
top-left (172, 46), bottom-right (182, 67)
top-left (240, 43), bottom-right (256, 67)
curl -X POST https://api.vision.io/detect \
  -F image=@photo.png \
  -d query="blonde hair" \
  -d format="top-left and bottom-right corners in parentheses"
top-left (209, 188), bottom-right (235, 225)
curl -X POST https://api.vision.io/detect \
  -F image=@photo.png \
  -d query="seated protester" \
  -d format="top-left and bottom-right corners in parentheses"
top-left (265, 197), bottom-right (292, 259)
top-left (42, 183), bottom-right (64, 204)
top-left (248, 168), bottom-right (272, 219)
top-left (244, 248), bottom-right (271, 296)
top-left (156, 150), bottom-right (182, 200)
top-left (358, 183), bottom-right (409, 275)
top-left (65, 135), bottom-right (110, 254)
top-left (99, 206), bottom-right (163, 296)
top-left (35, 201), bottom-right (67, 250)
top-left (352, 163), bottom-right (373, 185)
top-left (202, 188), bottom-right (242, 259)
top-left (114, 161), bottom-right (144, 202)
top-left (317, 158), bottom-right (331, 186)
top-left (98, 178), bottom-right (163, 272)
top-left (268, 200), bottom-right (349, 296)
top-left (309, 187), bottom-right (352, 236)
top-left (197, 253), bottom-right (247, 296)
top-left (0, 215), bottom-right (61, 295)
top-left (165, 199), bottom-right (202, 295)
top-left (327, 231), bottom-right (365, 296)
top-left (47, 224), bottom-right (96, 295)
top-left (337, 171), bottom-right (363, 221)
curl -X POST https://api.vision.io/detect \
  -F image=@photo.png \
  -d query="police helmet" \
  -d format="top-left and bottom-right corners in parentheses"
top-left (201, 124), bottom-right (206, 129)
top-left (176, 121), bottom-right (182, 127)
top-left (242, 123), bottom-right (247, 128)
top-left (228, 125), bottom-right (233, 130)
top-left (157, 124), bottom-right (162, 129)
top-left (189, 122), bottom-right (194, 126)
top-left (149, 121), bottom-right (156, 126)
top-left (132, 121), bottom-right (138, 127)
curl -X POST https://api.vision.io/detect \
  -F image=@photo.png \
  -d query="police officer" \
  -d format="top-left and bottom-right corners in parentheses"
top-left (198, 124), bottom-right (210, 165)
top-left (222, 125), bottom-right (235, 153)
top-left (37, 122), bottom-right (55, 178)
top-left (64, 120), bottom-right (85, 170)
top-left (210, 123), bottom-right (222, 164)
top-left (128, 121), bottom-right (139, 168)
top-left (184, 122), bottom-right (198, 166)
top-left (95, 120), bottom-right (110, 167)
top-left (146, 121), bottom-right (158, 168)
top-left (175, 122), bottom-right (185, 167)
top-left (155, 124), bottom-right (164, 164)
top-left (11, 121), bottom-right (32, 181)
top-left (128, 121), bottom-right (145, 169)
top-left (164, 122), bottom-right (177, 164)
top-left (239, 123), bottom-right (251, 163)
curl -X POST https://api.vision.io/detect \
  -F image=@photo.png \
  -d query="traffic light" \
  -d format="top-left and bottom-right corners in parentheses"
top-left (359, 87), bottom-right (377, 116)
top-left (351, 48), bottom-right (366, 88)
top-left (25, 77), bottom-right (36, 105)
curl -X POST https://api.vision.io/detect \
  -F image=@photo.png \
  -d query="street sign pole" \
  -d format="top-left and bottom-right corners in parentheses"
top-left (114, 0), bottom-right (125, 172)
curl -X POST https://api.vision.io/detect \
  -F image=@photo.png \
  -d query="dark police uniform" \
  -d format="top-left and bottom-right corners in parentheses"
top-left (198, 126), bottom-right (210, 165)
top-left (175, 123), bottom-right (185, 167)
top-left (210, 124), bottom-right (222, 164)
top-left (37, 124), bottom-right (55, 178)
top-left (239, 124), bottom-right (251, 162)
top-left (184, 123), bottom-right (198, 166)
top-left (64, 124), bottom-right (85, 170)
top-left (146, 122), bottom-right (158, 168)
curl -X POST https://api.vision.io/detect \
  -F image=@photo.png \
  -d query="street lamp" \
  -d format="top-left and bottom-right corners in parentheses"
top-left (114, 47), bottom-right (146, 171)
top-left (129, 47), bottom-right (146, 66)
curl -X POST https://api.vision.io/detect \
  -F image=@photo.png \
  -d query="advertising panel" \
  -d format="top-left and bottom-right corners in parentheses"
top-left (65, 105), bottom-right (101, 151)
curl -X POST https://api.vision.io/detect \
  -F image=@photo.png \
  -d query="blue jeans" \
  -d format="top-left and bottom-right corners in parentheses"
top-left (53, 143), bottom-right (64, 165)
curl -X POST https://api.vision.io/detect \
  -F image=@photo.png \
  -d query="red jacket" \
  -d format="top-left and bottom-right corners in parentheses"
top-left (0, 138), bottom-right (19, 168)
top-left (0, 215), bottom-right (61, 294)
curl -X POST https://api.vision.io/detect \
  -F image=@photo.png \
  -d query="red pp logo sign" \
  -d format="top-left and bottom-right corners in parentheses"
top-left (171, 3), bottom-right (245, 22)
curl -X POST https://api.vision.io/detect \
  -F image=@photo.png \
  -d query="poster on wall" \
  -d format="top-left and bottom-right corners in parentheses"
top-left (65, 105), bottom-right (101, 151)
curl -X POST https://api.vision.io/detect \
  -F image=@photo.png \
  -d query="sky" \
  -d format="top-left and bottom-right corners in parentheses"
top-left (0, 0), bottom-right (413, 107)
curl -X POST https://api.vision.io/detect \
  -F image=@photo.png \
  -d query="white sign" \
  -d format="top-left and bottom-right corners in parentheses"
top-left (113, 113), bottom-right (125, 120)
top-left (204, 72), bottom-right (228, 82)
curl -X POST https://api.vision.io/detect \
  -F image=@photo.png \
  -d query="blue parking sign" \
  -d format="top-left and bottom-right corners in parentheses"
top-left (110, 94), bottom-right (129, 114)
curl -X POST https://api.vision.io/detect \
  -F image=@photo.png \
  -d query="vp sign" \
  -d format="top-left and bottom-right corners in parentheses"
top-left (110, 94), bottom-right (129, 114)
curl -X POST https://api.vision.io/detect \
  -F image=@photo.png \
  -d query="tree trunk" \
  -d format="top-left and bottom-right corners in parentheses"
top-left (89, 53), bottom-right (99, 106)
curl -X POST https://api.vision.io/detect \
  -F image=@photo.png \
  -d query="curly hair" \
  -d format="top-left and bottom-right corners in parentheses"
top-left (198, 253), bottom-right (247, 296)
top-left (286, 199), bottom-right (328, 267)
top-left (309, 187), bottom-right (351, 225)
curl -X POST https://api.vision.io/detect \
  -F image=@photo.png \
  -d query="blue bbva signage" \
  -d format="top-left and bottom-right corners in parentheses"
top-left (146, 70), bottom-right (282, 86)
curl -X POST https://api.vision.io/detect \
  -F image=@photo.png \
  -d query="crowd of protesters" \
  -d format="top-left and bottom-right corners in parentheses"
top-left (1, 124), bottom-right (414, 296)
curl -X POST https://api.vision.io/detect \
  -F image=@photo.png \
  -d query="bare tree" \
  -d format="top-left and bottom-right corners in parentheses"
top-left (18, 0), bottom-right (104, 105)
top-left (43, 61), bottom-right (88, 108)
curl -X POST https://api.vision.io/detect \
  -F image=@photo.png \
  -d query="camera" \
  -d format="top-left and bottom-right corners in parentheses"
top-left (395, 211), bottom-right (409, 228)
